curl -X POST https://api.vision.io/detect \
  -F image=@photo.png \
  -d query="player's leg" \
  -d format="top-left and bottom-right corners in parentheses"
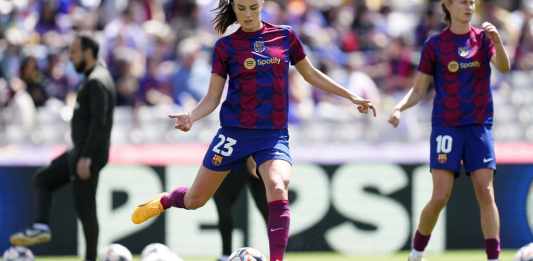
top-left (411, 169), bottom-right (455, 255)
top-left (72, 160), bottom-right (103, 261)
top-left (10, 151), bottom-right (72, 246)
top-left (471, 168), bottom-right (500, 261)
top-left (409, 127), bottom-right (462, 260)
top-left (214, 162), bottom-right (247, 260)
top-left (132, 127), bottom-right (242, 224)
top-left (464, 125), bottom-right (499, 261)
top-left (257, 159), bottom-right (291, 261)
top-left (131, 166), bottom-right (229, 224)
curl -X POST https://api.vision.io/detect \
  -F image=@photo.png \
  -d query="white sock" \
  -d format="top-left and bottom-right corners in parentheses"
top-left (219, 255), bottom-right (229, 261)
top-left (488, 259), bottom-right (498, 261)
top-left (33, 223), bottom-right (50, 231)
top-left (410, 249), bottom-right (424, 257)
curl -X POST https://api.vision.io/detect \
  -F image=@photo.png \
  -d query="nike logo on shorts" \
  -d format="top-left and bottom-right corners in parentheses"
top-left (483, 158), bottom-right (493, 163)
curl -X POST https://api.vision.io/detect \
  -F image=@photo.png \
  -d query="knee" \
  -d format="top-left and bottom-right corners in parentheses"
top-left (430, 192), bottom-right (451, 209)
top-left (266, 176), bottom-right (289, 199)
top-left (475, 186), bottom-right (495, 206)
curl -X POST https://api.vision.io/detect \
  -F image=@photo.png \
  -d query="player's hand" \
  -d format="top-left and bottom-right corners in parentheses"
top-left (351, 97), bottom-right (376, 117)
top-left (482, 22), bottom-right (502, 45)
top-left (388, 108), bottom-right (401, 128)
top-left (168, 113), bottom-right (193, 132)
top-left (77, 158), bottom-right (91, 180)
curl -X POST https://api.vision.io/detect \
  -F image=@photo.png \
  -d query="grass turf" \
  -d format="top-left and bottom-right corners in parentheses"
top-left (38, 250), bottom-right (517, 261)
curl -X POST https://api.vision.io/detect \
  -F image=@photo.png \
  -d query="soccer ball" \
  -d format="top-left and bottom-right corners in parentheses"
top-left (228, 247), bottom-right (265, 261)
top-left (515, 243), bottom-right (533, 261)
top-left (141, 243), bottom-right (169, 259)
top-left (99, 243), bottom-right (132, 261)
top-left (2, 246), bottom-right (34, 261)
top-left (141, 243), bottom-right (182, 261)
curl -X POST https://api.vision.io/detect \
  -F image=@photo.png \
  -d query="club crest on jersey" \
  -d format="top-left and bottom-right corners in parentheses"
top-left (438, 153), bottom-right (448, 164)
top-left (458, 46), bottom-right (470, 58)
top-left (212, 154), bottom-right (223, 166)
top-left (253, 40), bottom-right (266, 53)
top-left (447, 61), bottom-right (459, 73)
top-left (244, 57), bottom-right (256, 70)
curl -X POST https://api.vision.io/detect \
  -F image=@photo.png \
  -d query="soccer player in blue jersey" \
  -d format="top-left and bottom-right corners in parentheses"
top-left (131, 0), bottom-right (375, 260)
top-left (388, 1), bottom-right (510, 261)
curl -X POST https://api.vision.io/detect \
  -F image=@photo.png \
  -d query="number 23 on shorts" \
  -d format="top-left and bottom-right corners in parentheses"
top-left (212, 134), bottom-right (237, 157)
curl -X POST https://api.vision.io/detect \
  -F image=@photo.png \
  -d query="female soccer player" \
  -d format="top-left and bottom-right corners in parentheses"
top-left (131, 0), bottom-right (375, 260)
top-left (388, 1), bottom-right (510, 261)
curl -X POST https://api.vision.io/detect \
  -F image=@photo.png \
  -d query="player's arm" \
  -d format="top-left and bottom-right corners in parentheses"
top-left (388, 72), bottom-right (432, 128)
top-left (483, 22), bottom-right (511, 73)
top-left (190, 74), bottom-right (225, 122)
top-left (294, 57), bottom-right (376, 116)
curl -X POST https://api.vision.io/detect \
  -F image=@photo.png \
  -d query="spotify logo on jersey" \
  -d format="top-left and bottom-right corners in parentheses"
top-left (244, 58), bottom-right (256, 70)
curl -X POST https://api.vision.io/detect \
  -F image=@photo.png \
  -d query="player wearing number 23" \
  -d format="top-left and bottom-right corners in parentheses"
top-left (130, 1), bottom-right (375, 261)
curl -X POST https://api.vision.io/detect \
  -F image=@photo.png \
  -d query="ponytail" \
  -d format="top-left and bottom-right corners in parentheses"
top-left (212, 0), bottom-right (237, 34)
top-left (441, 2), bottom-right (451, 24)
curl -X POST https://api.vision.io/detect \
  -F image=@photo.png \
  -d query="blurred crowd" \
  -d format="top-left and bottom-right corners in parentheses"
top-left (1, 0), bottom-right (533, 145)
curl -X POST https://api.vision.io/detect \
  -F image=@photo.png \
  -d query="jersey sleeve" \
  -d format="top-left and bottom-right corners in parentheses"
top-left (211, 38), bottom-right (229, 77)
top-left (417, 38), bottom-right (436, 75)
top-left (288, 28), bottom-right (306, 65)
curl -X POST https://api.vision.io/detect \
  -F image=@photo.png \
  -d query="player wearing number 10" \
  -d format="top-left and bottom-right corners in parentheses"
top-left (388, 1), bottom-right (510, 261)
top-left (130, 0), bottom-right (375, 261)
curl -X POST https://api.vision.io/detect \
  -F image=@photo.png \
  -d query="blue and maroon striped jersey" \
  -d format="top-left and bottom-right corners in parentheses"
top-left (211, 22), bottom-right (306, 129)
top-left (418, 26), bottom-right (496, 127)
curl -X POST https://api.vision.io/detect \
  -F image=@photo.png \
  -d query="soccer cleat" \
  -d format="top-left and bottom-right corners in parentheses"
top-left (131, 194), bottom-right (166, 224)
top-left (10, 224), bottom-right (51, 246)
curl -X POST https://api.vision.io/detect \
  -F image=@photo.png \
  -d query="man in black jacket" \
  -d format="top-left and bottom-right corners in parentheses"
top-left (10, 34), bottom-right (115, 261)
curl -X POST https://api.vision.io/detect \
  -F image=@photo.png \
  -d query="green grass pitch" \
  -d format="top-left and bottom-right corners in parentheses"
top-left (38, 250), bottom-right (517, 261)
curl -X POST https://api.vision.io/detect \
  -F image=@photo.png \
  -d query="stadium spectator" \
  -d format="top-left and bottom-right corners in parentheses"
top-left (511, 0), bottom-right (533, 70)
top-left (19, 56), bottom-right (49, 108)
top-left (171, 37), bottom-right (210, 106)
top-left (1, 77), bottom-right (36, 143)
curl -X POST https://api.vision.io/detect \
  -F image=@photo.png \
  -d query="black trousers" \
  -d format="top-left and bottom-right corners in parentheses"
top-left (33, 149), bottom-right (106, 261)
top-left (213, 162), bottom-right (268, 256)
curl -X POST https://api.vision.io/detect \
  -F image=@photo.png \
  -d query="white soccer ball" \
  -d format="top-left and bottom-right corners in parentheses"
top-left (141, 243), bottom-right (169, 260)
top-left (141, 243), bottom-right (182, 261)
top-left (99, 243), bottom-right (132, 261)
top-left (2, 246), bottom-right (34, 261)
top-left (228, 247), bottom-right (265, 261)
top-left (516, 243), bottom-right (533, 261)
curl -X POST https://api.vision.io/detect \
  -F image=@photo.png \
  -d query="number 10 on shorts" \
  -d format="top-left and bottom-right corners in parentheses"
top-left (436, 135), bottom-right (453, 153)
top-left (212, 134), bottom-right (237, 157)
